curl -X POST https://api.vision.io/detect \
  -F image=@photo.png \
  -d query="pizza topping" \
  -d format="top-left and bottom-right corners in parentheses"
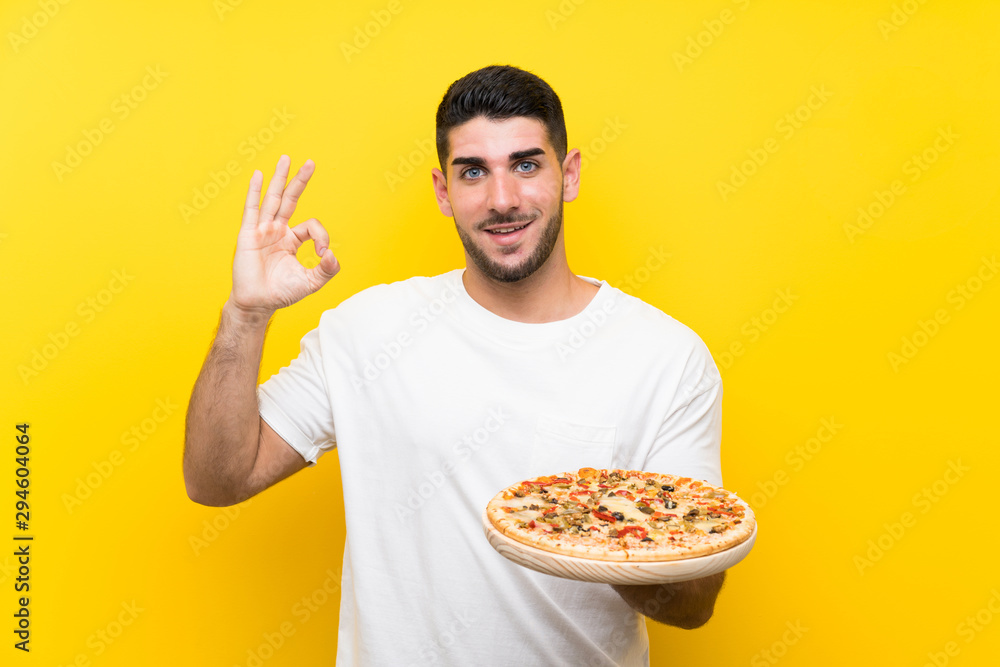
top-left (591, 510), bottom-right (616, 523)
top-left (617, 526), bottom-right (648, 540)
top-left (487, 468), bottom-right (754, 562)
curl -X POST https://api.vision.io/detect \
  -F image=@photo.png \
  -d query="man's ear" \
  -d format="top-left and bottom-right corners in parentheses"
top-left (431, 167), bottom-right (453, 217)
top-left (562, 148), bottom-right (581, 203)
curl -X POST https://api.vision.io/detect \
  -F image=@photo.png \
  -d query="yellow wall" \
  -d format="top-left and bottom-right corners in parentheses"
top-left (3, 1), bottom-right (998, 665)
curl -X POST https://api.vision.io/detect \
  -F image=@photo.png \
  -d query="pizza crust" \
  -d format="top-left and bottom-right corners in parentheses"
top-left (485, 469), bottom-right (756, 562)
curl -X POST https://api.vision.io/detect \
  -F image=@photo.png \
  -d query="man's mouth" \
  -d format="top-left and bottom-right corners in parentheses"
top-left (485, 221), bottom-right (532, 235)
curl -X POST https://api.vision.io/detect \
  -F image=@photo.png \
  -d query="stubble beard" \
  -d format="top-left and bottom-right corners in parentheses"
top-left (455, 202), bottom-right (564, 284)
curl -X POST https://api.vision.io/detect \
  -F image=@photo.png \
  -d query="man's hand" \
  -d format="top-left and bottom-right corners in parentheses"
top-left (611, 571), bottom-right (725, 629)
top-left (230, 155), bottom-right (340, 320)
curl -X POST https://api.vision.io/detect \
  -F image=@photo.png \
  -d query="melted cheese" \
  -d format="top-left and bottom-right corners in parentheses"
top-left (495, 475), bottom-right (740, 546)
top-left (600, 496), bottom-right (650, 523)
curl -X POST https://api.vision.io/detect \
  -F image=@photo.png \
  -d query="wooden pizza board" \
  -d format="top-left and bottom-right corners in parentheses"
top-left (482, 508), bottom-right (757, 585)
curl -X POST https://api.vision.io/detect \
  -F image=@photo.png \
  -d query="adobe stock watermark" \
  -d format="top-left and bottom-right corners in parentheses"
top-left (597, 605), bottom-right (662, 664)
top-left (716, 288), bottom-right (798, 371)
top-left (62, 398), bottom-right (179, 514)
top-left (579, 117), bottom-right (627, 172)
top-left (887, 255), bottom-right (996, 373)
top-left (0, 555), bottom-right (15, 586)
top-left (545, 0), bottom-right (587, 30)
top-left (750, 620), bottom-right (809, 667)
top-left (854, 458), bottom-right (969, 575)
top-left (179, 107), bottom-right (296, 223)
top-left (717, 85), bottom-right (832, 201)
top-left (7, 0), bottom-right (72, 54)
top-left (234, 567), bottom-right (342, 667)
top-left (18, 269), bottom-right (135, 385)
top-left (340, 0), bottom-right (402, 63)
top-left (405, 608), bottom-right (477, 666)
top-left (844, 126), bottom-right (958, 243)
top-left (612, 245), bottom-right (670, 294)
top-left (555, 297), bottom-right (617, 361)
top-left (189, 499), bottom-right (253, 556)
top-left (52, 66), bottom-right (168, 182)
top-left (920, 588), bottom-right (1000, 667)
top-left (214, 0), bottom-right (246, 21)
top-left (748, 417), bottom-right (843, 511)
top-left (394, 408), bottom-right (508, 524)
top-left (385, 136), bottom-right (434, 192)
top-left (350, 280), bottom-right (462, 390)
top-left (878, 0), bottom-right (931, 40)
top-left (54, 600), bottom-right (145, 667)
top-left (672, 0), bottom-right (752, 73)
top-left (675, 364), bottom-right (721, 410)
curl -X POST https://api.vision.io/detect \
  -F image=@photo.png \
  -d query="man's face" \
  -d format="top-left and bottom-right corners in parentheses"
top-left (432, 116), bottom-right (580, 284)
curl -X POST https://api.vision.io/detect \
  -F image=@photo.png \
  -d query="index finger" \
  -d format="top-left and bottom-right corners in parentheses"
top-left (241, 169), bottom-right (264, 230)
top-left (274, 159), bottom-right (316, 226)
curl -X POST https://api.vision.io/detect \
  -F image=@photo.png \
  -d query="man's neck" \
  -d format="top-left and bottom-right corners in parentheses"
top-left (462, 254), bottom-right (600, 324)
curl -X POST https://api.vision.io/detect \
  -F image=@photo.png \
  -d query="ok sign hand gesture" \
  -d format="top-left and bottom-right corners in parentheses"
top-left (229, 155), bottom-right (340, 320)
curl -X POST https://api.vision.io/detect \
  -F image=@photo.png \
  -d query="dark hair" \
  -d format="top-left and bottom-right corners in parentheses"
top-left (435, 65), bottom-right (567, 171)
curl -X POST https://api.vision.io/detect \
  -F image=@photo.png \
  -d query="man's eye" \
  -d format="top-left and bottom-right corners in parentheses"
top-left (515, 161), bottom-right (536, 173)
top-left (463, 167), bottom-right (483, 179)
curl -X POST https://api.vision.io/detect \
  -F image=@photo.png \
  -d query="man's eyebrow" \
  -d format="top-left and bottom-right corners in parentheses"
top-left (510, 148), bottom-right (545, 160)
top-left (450, 156), bottom-right (486, 167)
top-left (450, 148), bottom-right (546, 168)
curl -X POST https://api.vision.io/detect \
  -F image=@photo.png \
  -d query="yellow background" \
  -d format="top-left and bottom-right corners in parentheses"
top-left (2, 0), bottom-right (998, 665)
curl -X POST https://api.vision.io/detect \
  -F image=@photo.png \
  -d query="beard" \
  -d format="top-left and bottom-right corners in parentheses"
top-left (455, 202), bottom-right (564, 284)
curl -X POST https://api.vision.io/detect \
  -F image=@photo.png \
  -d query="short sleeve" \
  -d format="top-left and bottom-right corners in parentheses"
top-left (257, 326), bottom-right (337, 466)
top-left (643, 349), bottom-right (723, 487)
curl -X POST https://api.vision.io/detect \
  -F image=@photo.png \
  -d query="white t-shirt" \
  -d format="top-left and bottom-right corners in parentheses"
top-left (258, 269), bottom-right (722, 666)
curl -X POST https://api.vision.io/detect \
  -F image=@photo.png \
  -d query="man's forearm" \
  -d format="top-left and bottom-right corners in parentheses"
top-left (611, 571), bottom-right (725, 629)
top-left (183, 300), bottom-right (272, 506)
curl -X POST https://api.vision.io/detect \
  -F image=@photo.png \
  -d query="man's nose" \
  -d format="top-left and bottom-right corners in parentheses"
top-left (486, 172), bottom-right (520, 212)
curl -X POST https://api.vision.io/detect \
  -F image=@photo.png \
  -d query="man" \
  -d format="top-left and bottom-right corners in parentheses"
top-left (184, 65), bottom-right (725, 665)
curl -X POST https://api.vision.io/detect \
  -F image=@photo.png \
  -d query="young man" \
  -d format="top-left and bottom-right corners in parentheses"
top-left (184, 65), bottom-right (725, 665)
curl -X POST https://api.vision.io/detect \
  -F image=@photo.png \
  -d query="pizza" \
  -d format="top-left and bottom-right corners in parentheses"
top-left (485, 468), bottom-right (755, 562)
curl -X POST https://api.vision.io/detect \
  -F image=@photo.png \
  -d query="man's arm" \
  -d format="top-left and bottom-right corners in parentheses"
top-left (183, 155), bottom-right (339, 506)
top-left (183, 302), bottom-right (308, 506)
top-left (611, 571), bottom-right (725, 629)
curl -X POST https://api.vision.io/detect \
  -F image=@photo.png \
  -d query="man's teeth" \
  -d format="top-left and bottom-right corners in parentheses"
top-left (488, 224), bottom-right (528, 234)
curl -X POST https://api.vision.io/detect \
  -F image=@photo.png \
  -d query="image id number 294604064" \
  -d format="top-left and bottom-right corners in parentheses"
top-left (14, 422), bottom-right (32, 652)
